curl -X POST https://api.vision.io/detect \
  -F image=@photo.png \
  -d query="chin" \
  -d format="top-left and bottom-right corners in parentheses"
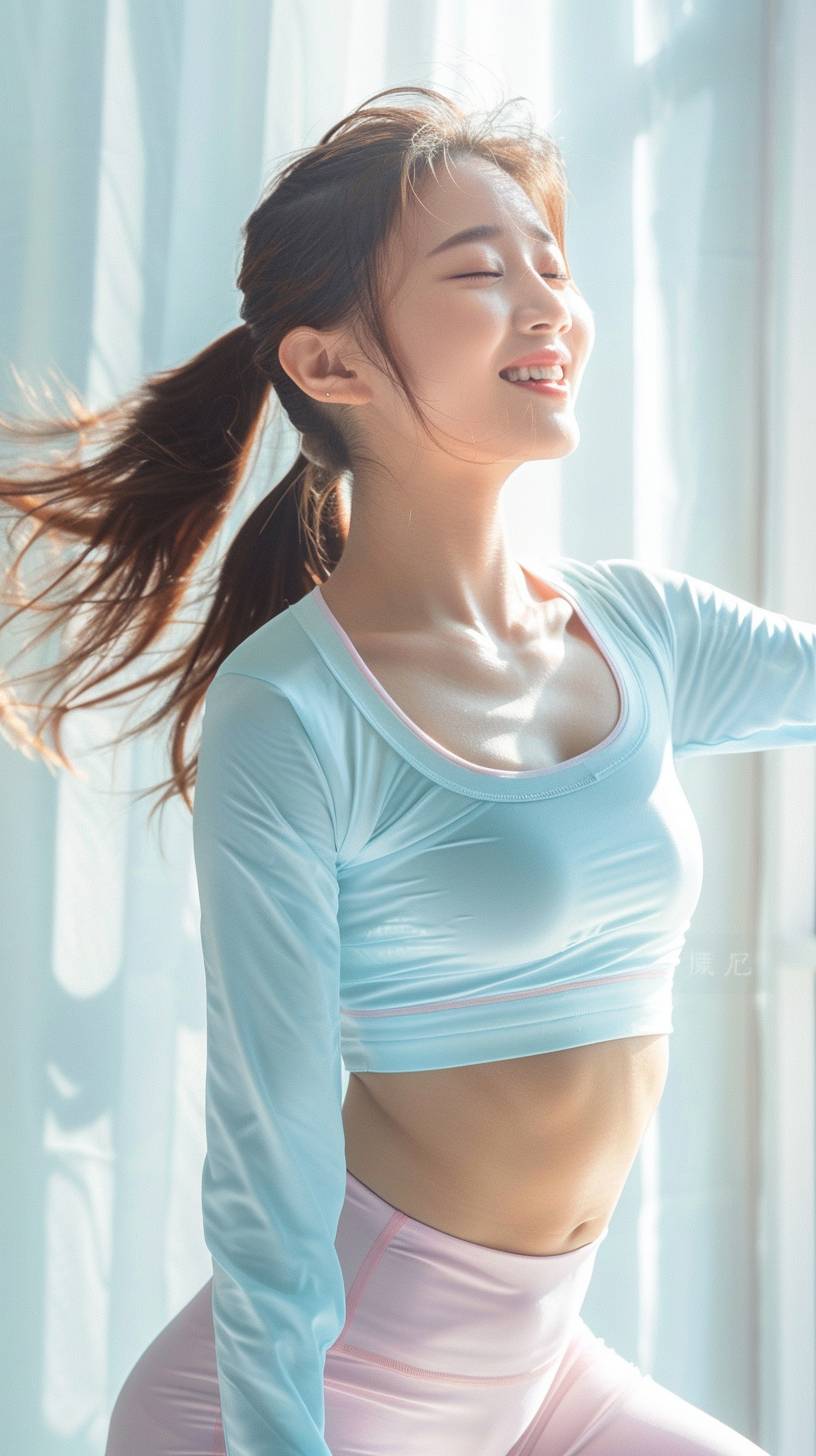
top-left (528, 429), bottom-right (580, 464)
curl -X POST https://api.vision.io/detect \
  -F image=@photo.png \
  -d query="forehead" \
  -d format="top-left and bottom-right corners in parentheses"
top-left (405, 154), bottom-right (553, 254)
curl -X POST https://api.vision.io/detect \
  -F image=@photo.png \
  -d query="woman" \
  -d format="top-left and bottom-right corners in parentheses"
top-left (2, 84), bottom-right (800, 1455)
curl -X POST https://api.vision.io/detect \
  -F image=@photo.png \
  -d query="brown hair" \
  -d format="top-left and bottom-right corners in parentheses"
top-left (0, 84), bottom-right (571, 829)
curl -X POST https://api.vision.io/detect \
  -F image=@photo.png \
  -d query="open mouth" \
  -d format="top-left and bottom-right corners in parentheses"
top-left (499, 371), bottom-right (569, 394)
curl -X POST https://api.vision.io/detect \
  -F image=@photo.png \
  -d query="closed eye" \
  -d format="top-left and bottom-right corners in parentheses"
top-left (455, 271), bottom-right (570, 281)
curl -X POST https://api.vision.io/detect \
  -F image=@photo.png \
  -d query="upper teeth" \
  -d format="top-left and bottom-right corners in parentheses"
top-left (502, 364), bottom-right (565, 382)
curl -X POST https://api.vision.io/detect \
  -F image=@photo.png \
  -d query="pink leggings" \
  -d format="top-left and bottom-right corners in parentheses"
top-left (105, 1169), bottom-right (769, 1455)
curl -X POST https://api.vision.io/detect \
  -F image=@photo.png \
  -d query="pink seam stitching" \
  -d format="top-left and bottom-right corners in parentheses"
top-left (210, 1413), bottom-right (225, 1455)
top-left (332, 1210), bottom-right (568, 1386)
top-left (343, 967), bottom-right (670, 1018)
top-left (509, 1341), bottom-right (645, 1456)
top-left (507, 1341), bottom-right (599, 1455)
top-left (337, 1209), bottom-right (409, 1334)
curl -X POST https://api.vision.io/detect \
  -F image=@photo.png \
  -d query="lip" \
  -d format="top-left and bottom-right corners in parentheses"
top-left (501, 376), bottom-right (570, 397)
top-left (499, 348), bottom-right (570, 375)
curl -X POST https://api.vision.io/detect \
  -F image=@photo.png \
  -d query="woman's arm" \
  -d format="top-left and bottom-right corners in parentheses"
top-left (598, 558), bottom-right (816, 758)
top-left (193, 670), bottom-right (347, 1456)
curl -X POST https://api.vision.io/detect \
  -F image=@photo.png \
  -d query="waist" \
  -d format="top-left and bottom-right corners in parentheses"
top-left (342, 1032), bottom-right (670, 1255)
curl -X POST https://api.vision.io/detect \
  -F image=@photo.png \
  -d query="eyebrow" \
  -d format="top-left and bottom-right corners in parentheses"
top-left (425, 222), bottom-right (558, 258)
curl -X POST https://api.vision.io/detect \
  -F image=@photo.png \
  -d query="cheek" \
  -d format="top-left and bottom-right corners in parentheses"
top-left (391, 290), bottom-right (522, 392)
top-left (437, 299), bottom-right (509, 376)
top-left (405, 313), bottom-right (502, 386)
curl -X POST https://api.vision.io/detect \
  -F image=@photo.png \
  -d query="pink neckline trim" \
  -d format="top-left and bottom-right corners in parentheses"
top-left (311, 566), bottom-right (627, 779)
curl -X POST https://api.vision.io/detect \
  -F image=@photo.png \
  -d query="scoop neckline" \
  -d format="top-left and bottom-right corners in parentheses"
top-left (291, 557), bottom-right (645, 801)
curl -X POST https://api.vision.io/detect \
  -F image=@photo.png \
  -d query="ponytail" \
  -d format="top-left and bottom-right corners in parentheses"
top-left (0, 323), bottom-right (347, 825)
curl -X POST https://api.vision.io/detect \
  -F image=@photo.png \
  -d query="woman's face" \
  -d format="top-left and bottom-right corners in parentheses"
top-left (368, 152), bottom-right (596, 469)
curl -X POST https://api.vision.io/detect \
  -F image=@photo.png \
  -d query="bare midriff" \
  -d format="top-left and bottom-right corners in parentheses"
top-left (342, 1035), bottom-right (669, 1255)
top-left (322, 560), bottom-right (669, 1256)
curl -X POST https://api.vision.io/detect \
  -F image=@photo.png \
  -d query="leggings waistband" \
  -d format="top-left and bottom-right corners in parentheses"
top-left (331, 1169), bottom-right (608, 1383)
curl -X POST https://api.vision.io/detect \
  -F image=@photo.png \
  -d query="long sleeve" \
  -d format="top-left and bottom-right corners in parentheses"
top-left (598, 558), bottom-right (816, 758)
top-left (192, 669), bottom-right (347, 1456)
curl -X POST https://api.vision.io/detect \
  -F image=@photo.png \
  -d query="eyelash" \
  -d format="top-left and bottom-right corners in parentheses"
top-left (455, 271), bottom-right (570, 281)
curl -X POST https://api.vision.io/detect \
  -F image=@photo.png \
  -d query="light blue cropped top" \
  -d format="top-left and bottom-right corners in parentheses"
top-left (192, 555), bottom-right (816, 1456)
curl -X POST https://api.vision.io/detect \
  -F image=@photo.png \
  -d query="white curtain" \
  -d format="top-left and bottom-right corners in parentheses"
top-left (1, 2), bottom-right (813, 1452)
